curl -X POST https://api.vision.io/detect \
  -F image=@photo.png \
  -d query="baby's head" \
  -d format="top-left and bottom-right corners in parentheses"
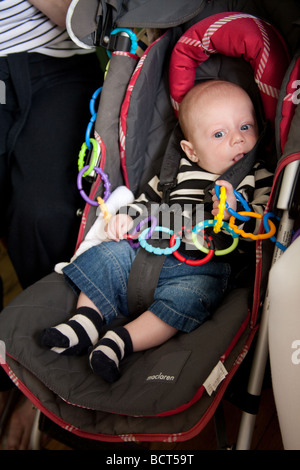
top-left (178, 80), bottom-right (259, 174)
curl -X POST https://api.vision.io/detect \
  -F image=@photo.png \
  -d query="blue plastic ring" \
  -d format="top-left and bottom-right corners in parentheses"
top-left (139, 226), bottom-right (181, 255)
top-left (89, 87), bottom-right (102, 116)
top-left (107, 28), bottom-right (138, 58)
top-left (263, 212), bottom-right (286, 251)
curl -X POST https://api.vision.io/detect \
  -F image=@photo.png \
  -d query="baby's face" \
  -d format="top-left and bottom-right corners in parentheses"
top-left (181, 88), bottom-right (259, 174)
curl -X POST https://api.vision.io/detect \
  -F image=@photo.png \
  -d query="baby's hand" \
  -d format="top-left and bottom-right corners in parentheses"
top-left (105, 214), bottom-right (133, 241)
top-left (211, 180), bottom-right (236, 220)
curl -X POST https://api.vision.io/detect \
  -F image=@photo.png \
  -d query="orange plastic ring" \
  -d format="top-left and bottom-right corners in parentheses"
top-left (229, 211), bottom-right (276, 240)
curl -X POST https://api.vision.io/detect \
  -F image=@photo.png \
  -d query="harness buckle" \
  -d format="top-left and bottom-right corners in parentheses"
top-left (158, 180), bottom-right (177, 204)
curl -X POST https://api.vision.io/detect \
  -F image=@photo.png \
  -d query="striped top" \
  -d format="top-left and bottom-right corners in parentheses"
top-left (0, 0), bottom-right (90, 57)
top-left (126, 157), bottom-right (273, 254)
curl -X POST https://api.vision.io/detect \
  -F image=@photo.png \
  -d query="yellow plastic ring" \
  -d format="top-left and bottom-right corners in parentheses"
top-left (97, 197), bottom-right (112, 223)
top-left (214, 185), bottom-right (226, 233)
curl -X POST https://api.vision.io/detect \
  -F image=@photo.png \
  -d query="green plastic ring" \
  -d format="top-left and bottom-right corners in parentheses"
top-left (192, 220), bottom-right (239, 256)
top-left (78, 138), bottom-right (99, 177)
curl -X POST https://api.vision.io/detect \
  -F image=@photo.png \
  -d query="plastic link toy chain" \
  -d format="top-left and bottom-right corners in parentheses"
top-left (215, 184), bottom-right (282, 244)
top-left (76, 165), bottom-right (283, 267)
top-left (119, 184), bottom-right (279, 264)
top-left (77, 86), bottom-right (103, 208)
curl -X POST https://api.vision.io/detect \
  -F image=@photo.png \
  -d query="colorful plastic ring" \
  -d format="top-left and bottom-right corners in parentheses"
top-left (229, 211), bottom-right (276, 240)
top-left (126, 216), bottom-right (157, 248)
top-left (192, 220), bottom-right (239, 256)
top-left (215, 185), bottom-right (251, 221)
top-left (107, 28), bottom-right (138, 58)
top-left (262, 212), bottom-right (278, 243)
top-left (77, 165), bottom-right (111, 206)
top-left (139, 226), bottom-right (181, 255)
top-left (85, 114), bottom-right (97, 149)
top-left (214, 185), bottom-right (226, 233)
top-left (89, 87), bottom-right (102, 116)
top-left (170, 227), bottom-right (215, 265)
top-left (97, 197), bottom-right (112, 223)
top-left (78, 138), bottom-right (99, 176)
top-left (263, 212), bottom-right (286, 251)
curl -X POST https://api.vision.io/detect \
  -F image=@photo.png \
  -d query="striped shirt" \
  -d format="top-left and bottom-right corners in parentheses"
top-left (0, 0), bottom-right (90, 57)
top-left (126, 157), bottom-right (273, 254)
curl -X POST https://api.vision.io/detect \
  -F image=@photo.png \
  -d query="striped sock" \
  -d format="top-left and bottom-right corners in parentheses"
top-left (89, 327), bottom-right (133, 382)
top-left (39, 307), bottom-right (104, 355)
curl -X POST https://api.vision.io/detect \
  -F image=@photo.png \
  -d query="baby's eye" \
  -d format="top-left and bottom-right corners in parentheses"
top-left (241, 124), bottom-right (251, 131)
top-left (214, 131), bottom-right (225, 138)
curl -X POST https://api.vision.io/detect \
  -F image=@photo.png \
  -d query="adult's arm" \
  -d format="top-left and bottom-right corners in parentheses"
top-left (29, 0), bottom-right (72, 27)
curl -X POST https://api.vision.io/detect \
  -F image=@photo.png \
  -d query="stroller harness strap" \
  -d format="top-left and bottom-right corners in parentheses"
top-left (127, 247), bottom-right (167, 316)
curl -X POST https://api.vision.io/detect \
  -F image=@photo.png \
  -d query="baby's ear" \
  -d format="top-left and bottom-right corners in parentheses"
top-left (180, 140), bottom-right (198, 163)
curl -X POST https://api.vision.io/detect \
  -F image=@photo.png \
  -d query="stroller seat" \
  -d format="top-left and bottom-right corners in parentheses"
top-left (1, 2), bottom-right (299, 449)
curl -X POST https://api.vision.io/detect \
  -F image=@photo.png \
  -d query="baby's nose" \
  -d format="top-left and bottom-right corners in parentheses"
top-left (231, 130), bottom-right (245, 144)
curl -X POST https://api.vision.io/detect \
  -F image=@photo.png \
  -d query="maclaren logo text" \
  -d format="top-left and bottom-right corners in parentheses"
top-left (146, 372), bottom-right (175, 382)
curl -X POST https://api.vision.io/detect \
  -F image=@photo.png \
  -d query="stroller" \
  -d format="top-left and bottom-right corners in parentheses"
top-left (0, 0), bottom-right (300, 450)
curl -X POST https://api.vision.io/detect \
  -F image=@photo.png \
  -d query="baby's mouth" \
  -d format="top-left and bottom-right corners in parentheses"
top-left (233, 153), bottom-right (244, 163)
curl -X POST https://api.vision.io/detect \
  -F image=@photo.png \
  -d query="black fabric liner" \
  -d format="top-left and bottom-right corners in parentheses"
top-left (0, 272), bottom-right (249, 419)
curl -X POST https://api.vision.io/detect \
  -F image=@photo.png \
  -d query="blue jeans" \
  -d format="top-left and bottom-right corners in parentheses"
top-left (63, 240), bottom-right (231, 333)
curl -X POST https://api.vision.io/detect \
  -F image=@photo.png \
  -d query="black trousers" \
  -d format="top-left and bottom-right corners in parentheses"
top-left (0, 52), bottom-right (103, 288)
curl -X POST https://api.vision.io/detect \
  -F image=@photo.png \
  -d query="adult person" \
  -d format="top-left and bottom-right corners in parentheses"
top-left (0, 0), bottom-right (103, 449)
top-left (0, 0), bottom-right (103, 288)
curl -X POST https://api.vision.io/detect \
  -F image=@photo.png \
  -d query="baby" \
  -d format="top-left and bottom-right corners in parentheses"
top-left (40, 80), bottom-right (272, 382)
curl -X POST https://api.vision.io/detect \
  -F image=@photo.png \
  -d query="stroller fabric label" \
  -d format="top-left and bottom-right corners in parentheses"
top-left (145, 350), bottom-right (191, 384)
